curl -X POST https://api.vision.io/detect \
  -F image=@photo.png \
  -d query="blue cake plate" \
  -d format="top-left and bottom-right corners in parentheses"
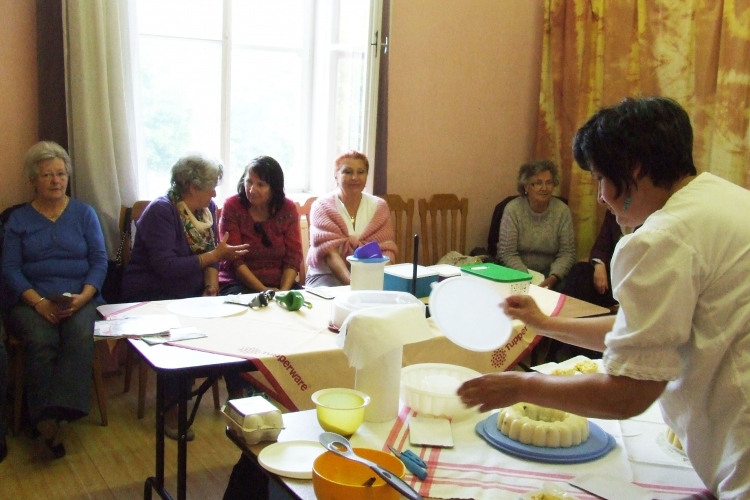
top-left (475, 413), bottom-right (616, 464)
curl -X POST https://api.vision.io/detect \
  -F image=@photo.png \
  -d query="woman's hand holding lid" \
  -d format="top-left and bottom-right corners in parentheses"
top-left (501, 294), bottom-right (549, 330)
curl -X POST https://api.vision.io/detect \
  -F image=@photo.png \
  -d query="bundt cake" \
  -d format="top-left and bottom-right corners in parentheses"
top-left (497, 402), bottom-right (589, 448)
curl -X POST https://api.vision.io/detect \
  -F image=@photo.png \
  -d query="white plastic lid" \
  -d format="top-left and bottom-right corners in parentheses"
top-left (428, 277), bottom-right (513, 352)
top-left (384, 263), bottom-right (439, 279)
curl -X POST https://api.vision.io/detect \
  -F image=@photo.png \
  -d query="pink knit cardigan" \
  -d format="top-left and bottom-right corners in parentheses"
top-left (307, 192), bottom-right (397, 269)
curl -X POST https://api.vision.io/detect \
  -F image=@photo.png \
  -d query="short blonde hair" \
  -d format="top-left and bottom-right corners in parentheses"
top-left (24, 141), bottom-right (72, 180)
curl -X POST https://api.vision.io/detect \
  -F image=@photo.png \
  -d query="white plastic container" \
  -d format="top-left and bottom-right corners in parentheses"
top-left (428, 264), bottom-right (462, 281)
top-left (400, 363), bottom-right (482, 421)
top-left (329, 290), bottom-right (424, 330)
top-left (222, 396), bottom-right (284, 445)
top-left (346, 256), bottom-right (390, 291)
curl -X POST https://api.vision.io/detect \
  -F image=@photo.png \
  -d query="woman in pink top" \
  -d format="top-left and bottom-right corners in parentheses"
top-left (219, 156), bottom-right (302, 294)
top-left (305, 151), bottom-right (397, 287)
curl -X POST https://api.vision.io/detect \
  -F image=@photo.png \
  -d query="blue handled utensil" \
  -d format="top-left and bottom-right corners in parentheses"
top-left (387, 445), bottom-right (428, 480)
top-left (401, 449), bottom-right (427, 468)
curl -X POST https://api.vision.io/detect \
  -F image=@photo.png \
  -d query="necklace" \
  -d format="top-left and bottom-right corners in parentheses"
top-left (34, 196), bottom-right (69, 222)
top-left (350, 214), bottom-right (356, 226)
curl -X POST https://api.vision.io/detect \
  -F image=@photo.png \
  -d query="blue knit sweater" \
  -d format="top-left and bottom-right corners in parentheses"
top-left (2, 199), bottom-right (107, 306)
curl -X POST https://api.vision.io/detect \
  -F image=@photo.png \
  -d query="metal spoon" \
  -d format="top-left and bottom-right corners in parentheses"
top-left (318, 432), bottom-right (422, 500)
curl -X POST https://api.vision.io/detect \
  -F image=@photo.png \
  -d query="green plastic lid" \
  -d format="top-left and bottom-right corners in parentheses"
top-left (460, 263), bottom-right (532, 283)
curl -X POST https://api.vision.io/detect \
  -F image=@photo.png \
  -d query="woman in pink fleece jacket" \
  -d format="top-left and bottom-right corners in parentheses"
top-left (306, 151), bottom-right (397, 287)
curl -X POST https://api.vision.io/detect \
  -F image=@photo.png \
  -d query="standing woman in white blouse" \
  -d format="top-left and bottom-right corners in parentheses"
top-left (459, 97), bottom-right (750, 498)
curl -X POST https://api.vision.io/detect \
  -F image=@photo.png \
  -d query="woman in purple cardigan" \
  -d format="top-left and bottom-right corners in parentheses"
top-left (122, 154), bottom-right (248, 440)
top-left (122, 155), bottom-right (248, 301)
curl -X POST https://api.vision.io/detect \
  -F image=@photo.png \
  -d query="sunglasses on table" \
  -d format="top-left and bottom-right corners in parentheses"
top-left (254, 222), bottom-right (272, 248)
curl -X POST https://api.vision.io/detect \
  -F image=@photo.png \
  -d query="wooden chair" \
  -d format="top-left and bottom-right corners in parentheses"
top-left (294, 197), bottom-right (317, 284)
top-left (417, 194), bottom-right (469, 266)
top-left (120, 201), bottom-right (221, 418)
top-left (378, 194), bottom-right (415, 264)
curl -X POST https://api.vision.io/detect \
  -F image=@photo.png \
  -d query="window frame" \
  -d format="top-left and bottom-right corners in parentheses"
top-left (133, 0), bottom-right (382, 203)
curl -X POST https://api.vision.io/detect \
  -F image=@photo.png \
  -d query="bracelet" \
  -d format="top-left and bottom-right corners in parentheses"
top-left (204, 284), bottom-right (216, 291)
top-left (32, 297), bottom-right (46, 308)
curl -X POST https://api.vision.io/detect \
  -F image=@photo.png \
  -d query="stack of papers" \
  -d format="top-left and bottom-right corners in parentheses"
top-left (139, 327), bottom-right (208, 345)
top-left (94, 314), bottom-right (181, 338)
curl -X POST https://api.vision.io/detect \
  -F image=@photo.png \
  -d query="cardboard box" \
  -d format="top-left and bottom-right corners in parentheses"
top-left (460, 263), bottom-right (532, 296)
top-left (384, 264), bottom-right (439, 298)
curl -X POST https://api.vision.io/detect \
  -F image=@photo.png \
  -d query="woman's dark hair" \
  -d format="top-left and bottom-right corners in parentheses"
top-left (237, 156), bottom-right (286, 216)
top-left (573, 96), bottom-right (697, 198)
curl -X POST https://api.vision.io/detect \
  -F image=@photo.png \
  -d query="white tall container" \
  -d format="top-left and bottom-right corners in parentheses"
top-left (347, 256), bottom-right (390, 290)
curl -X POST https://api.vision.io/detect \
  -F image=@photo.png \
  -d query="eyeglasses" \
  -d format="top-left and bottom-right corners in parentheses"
top-left (39, 172), bottom-right (69, 180)
top-left (254, 222), bottom-right (272, 248)
top-left (529, 180), bottom-right (555, 189)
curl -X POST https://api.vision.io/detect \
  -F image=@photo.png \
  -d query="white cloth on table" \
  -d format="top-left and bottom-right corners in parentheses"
top-left (337, 303), bottom-right (433, 369)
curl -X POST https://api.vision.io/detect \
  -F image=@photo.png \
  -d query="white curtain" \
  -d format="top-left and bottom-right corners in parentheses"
top-left (64, 0), bottom-right (141, 257)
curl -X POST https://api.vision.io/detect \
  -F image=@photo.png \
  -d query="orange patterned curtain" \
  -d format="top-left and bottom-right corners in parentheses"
top-left (535, 0), bottom-right (750, 259)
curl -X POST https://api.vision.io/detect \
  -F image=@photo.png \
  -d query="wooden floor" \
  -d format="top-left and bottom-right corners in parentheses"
top-left (0, 361), bottom-right (244, 500)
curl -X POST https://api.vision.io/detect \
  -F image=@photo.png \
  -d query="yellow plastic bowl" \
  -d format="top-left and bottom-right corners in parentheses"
top-left (311, 388), bottom-right (370, 436)
top-left (313, 447), bottom-right (406, 500)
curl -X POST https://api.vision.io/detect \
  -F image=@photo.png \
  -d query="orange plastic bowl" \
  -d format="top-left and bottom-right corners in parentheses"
top-left (312, 447), bottom-right (406, 500)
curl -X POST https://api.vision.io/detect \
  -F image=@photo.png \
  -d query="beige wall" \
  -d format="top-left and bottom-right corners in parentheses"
top-left (388, 0), bottom-right (544, 255)
top-left (0, 0), bottom-right (545, 256)
top-left (0, 0), bottom-right (37, 209)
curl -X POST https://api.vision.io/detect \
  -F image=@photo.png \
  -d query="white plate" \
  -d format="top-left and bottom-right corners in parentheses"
top-left (520, 481), bottom-right (582, 499)
top-left (257, 440), bottom-right (326, 479)
top-left (166, 296), bottom-right (248, 318)
top-left (429, 277), bottom-right (513, 352)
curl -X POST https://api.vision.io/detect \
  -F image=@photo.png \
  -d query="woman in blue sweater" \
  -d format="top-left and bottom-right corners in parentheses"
top-left (1, 141), bottom-right (107, 459)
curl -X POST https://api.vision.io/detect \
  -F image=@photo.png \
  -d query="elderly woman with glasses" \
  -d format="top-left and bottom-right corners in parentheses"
top-left (121, 154), bottom-right (248, 440)
top-left (218, 156), bottom-right (303, 294)
top-left (122, 154), bottom-right (248, 302)
top-left (496, 159), bottom-right (576, 290)
top-left (1, 141), bottom-right (108, 459)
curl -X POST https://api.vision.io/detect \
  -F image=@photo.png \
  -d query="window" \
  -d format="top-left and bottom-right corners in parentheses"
top-left (134, 0), bottom-right (381, 202)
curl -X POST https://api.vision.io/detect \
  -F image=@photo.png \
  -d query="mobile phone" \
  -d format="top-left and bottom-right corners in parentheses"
top-left (304, 287), bottom-right (335, 300)
top-left (49, 293), bottom-right (74, 306)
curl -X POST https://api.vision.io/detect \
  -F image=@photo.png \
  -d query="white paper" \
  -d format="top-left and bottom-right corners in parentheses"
top-left (94, 314), bottom-right (181, 337)
top-left (409, 416), bottom-right (453, 447)
top-left (96, 301), bottom-right (148, 319)
top-left (140, 327), bottom-right (208, 345)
